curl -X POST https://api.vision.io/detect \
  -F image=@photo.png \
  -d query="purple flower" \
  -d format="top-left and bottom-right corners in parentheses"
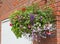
top-left (32, 32), bottom-right (37, 40)
top-left (32, 32), bottom-right (35, 39)
top-left (30, 14), bottom-right (35, 25)
top-left (30, 14), bottom-right (34, 21)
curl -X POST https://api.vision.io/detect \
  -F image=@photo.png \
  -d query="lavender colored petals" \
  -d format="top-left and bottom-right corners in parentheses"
top-left (30, 14), bottom-right (35, 25)
top-left (30, 14), bottom-right (34, 21)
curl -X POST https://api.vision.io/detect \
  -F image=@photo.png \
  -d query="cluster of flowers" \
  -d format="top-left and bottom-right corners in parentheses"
top-left (9, 5), bottom-right (55, 39)
top-left (29, 14), bottom-right (55, 39)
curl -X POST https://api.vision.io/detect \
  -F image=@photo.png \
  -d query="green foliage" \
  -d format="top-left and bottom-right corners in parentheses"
top-left (9, 4), bottom-right (55, 38)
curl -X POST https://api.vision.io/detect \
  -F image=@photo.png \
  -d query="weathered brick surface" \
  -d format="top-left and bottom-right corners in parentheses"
top-left (57, 7), bottom-right (60, 10)
top-left (55, 0), bottom-right (60, 2)
top-left (55, 1), bottom-right (60, 7)
top-left (0, 21), bottom-right (1, 44)
top-left (56, 16), bottom-right (60, 20)
top-left (40, 37), bottom-right (57, 44)
top-left (56, 1), bottom-right (60, 44)
top-left (56, 11), bottom-right (60, 15)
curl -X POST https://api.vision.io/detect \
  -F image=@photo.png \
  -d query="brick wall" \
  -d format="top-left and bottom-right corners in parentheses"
top-left (55, 1), bottom-right (60, 44)
top-left (0, 0), bottom-right (60, 44)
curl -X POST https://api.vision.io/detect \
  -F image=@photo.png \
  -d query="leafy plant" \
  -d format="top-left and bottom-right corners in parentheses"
top-left (9, 4), bottom-right (56, 39)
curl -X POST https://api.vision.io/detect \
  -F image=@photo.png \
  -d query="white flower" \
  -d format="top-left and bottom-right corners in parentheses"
top-left (39, 24), bottom-right (41, 26)
top-left (33, 29), bottom-right (36, 32)
top-left (47, 27), bottom-right (50, 29)
top-left (35, 35), bottom-right (38, 38)
top-left (36, 22), bottom-right (39, 25)
top-left (34, 24), bottom-right (36, 27)
top-left (23, 26), bottom-right (26, 29)
top-left (49, 24), bottom-right (52, 27)
top-left (37, 27), bottom-right (42, 31)
top-left (44, 24), bottom-right (53, 30)
top-left (20, 25), bottom-right (23, 28)
top-left (40, 34), bottom-right (46, 38)
top-left (44, 25), bottom-right (47, 30)
top-left (47, 24), bottom-right (52, 30)
top-left (33, 27), bottom-right (36, 29)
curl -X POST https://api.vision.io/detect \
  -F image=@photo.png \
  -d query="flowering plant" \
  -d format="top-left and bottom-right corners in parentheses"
top-left (9, 4), bottom-right (56, 39)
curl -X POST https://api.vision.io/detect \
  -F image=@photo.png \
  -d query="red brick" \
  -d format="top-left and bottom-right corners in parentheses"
top-left (13, 0), bottom-right (19, 6)
top-left (56, 21), bottom-right (60, 28)
top-left (55, 0), bottom-right (60, 2)
top-left (54, 7), bottom-right (58, 11)
top-left (57, 38), bottom-right (60, 42)
top-left (0, 7), bottom-right (3, 15)
top-left (50, 4), bottom-right (55, 8)
top-left (55, 2), bottom-right (60, 7)
top-left (56, 16), bottom-right (60, 20)
top-left (0, 19), bottom-right (1, 44)
top-left (57, 33), bottom-right (60, 37)
top-left (57, 22), bottom-right (60, 25)
top-left (0, 1), bottom-right (11, 15)
top-left (58, 7), bottom-right (60, 10)
top-left (56, 25), bottom-right (60, 29)
top-left (56, 11), bottom-right (60, 15)
top-left (39, 1), bottom-right (46, 6)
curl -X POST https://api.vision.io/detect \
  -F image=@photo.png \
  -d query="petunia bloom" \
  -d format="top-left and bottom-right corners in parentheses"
top-left (10, 23), bottom-right (13, 26)
top-left (30, 14), bottom-right (35, 25)
top-left (28, 25), bottom-right (31, 29)
top-left (30, 14), bottom-right (34, 21)
top-left (46, 32), bottom-right (51, 35)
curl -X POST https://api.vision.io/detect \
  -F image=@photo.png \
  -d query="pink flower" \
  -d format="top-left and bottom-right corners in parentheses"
top-left (10, 23), bottom-right (13, 26)
top-left (28, 25), bottom-right (31, 29)
top-left (46, 32), bottom-right (51, 35)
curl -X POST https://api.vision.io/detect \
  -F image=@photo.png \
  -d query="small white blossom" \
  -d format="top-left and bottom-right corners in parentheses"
top-left (33, 29), bottom-right (36, 32)
top-left (44, 25), bottom-right (48, 30)
top-left (47, 24), bottom-right (52, 30)
top-left (37, 27), bottom-right (42, 31)
top-left (34, 24), bottom-right (36, 26)
top-left (40, 34), bottom-right (46, 38)
top-left (39, 24), bottom-right (41, 26)
top-left (23, 26), bottom-right (26, 29)
top-left (49, 24), bottom-right (52, 27)
top-left (36, 22), bottom-right (39, 25)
